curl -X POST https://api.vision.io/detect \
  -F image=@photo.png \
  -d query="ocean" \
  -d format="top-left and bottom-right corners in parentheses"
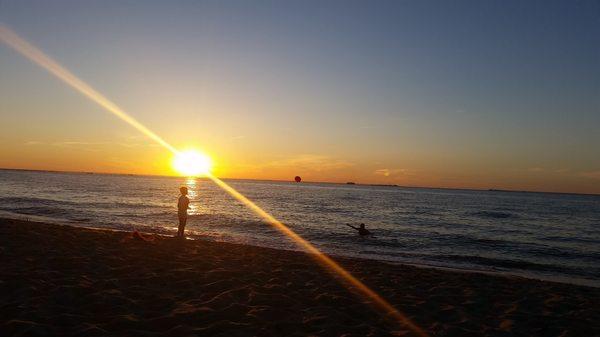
top-left (1, 169), bottom-right (599, 287)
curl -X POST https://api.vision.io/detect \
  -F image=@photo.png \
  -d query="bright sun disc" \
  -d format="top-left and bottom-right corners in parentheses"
top-left (172, 150), bottom-right (212, 176)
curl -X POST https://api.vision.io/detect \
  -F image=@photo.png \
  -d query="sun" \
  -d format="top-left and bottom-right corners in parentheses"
top-left (172, 150), bottom-right (213, 176)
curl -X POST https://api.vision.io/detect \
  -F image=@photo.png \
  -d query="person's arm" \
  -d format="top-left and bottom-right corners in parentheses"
top-left (345, 224), bottom-right (358, 230)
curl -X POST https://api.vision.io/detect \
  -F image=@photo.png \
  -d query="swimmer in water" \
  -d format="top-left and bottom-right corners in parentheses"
top-left (346, 223), bottom-right (371, 236)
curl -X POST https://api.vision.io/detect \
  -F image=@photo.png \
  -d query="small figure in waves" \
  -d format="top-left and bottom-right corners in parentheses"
top-left (346, 223), bottom-right (371, 236)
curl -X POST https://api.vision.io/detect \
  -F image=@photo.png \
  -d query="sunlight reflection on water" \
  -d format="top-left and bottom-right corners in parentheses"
top-left (1, 169), bottom-right (599, 287)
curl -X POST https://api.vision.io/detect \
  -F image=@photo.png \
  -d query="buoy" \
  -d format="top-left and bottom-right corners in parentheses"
top-left (294, 176), bottom-right (301, 183)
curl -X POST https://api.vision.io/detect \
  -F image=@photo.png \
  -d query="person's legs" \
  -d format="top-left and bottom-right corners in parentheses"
top-left (178, 215), bottom-right (187, 237)
top-left (177, 216), bottom-right (182, 237)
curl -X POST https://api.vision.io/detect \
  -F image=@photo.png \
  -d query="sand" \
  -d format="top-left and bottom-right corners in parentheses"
top-left (1, 218), bottom-right (598, 336)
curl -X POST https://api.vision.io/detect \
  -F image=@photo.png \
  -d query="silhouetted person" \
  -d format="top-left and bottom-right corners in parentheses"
top-left (346, 223), bottom-right (371, 236)
top-left (177, 186), bottom-right (190, 238)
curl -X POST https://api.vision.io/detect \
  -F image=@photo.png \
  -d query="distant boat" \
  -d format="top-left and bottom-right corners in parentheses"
top-left (346, 182), bottom-right (355, 185)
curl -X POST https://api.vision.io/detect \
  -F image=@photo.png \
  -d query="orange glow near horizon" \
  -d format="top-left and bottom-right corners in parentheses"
top-left (0, 24), bottom-right (428, 335)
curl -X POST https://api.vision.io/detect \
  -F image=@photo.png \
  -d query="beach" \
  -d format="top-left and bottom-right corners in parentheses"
top-left (2, 2), bottom-right (599, 336)
top-left (1, 218), bottom-right (598, 336)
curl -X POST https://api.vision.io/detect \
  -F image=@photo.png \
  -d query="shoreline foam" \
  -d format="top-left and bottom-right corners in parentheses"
top-left (1, 214), bottom-right (598, 289)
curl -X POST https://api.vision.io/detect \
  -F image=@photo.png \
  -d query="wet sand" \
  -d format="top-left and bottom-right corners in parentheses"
top-left (1, 218), bottom-right (598, 336)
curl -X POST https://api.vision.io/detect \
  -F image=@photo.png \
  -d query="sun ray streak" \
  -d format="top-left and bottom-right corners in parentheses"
top-left (208, 173), bottom-right (428, 336)
top-left (0, 25), bottom-right (178, 154)
top-left (0, 24), bottom-right (428, 336)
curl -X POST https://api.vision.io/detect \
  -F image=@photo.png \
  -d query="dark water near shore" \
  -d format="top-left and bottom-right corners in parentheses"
top-left (1, 169), bottom-right (599, 287)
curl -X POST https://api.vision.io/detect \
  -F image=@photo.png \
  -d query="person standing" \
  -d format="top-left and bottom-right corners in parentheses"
top-left (177, 186), bottom-right (190, 238)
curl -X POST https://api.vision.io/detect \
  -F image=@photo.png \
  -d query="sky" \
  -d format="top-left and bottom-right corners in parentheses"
top-left (0, 1), bottom-right (598, 194)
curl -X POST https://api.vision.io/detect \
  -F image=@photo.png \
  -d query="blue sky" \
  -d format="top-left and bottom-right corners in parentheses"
top-left (1, 1), bottom-right (599, 193)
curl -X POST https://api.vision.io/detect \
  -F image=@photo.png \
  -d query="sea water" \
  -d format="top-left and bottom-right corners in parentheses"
top-left (1, 169), bottom-right (598, 287)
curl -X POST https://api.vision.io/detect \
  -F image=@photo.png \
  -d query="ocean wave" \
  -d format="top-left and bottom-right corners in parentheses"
top-left (2, 169), bottom-right (599, 287)
top-left (434, 254), bottom-right (599, 278)
top-left (470, 210), bottom-right (516, 219)
top-left (0, 196), bottom-right (78, 207)
top-left (9, 205), bottom-right (69, 216)
top-left (69, 217), bottom-right (92, 222)
top-left (537, 235), bottom-right (600, 245)
top-left (145, 210), bottom-right (176, 217)
top-left (0, 196), bottom-right (169, 211)
top-left (413, 232), bottom-right (515, 249)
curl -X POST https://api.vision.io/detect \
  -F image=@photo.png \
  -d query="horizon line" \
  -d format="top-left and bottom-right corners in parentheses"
top-left (1, 166), bottom-right (597, 197)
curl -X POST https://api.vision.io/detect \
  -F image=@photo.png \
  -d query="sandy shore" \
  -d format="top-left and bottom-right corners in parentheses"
top-left (1, 218), bottom-right (598, 336)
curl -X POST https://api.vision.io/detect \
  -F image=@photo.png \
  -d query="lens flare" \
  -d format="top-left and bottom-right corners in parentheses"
top-left (0, 25), bottom-right (177, 154)
top-left (0, 24), bottom-right (428, 336)
top-left (172, 149), bottom-right (212, 176)
top-left (207, 173), bottom-right (427, 335)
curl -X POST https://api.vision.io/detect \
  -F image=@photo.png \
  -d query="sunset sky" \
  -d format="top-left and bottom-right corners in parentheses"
top-left (1, 1), bottom-right (598, 194)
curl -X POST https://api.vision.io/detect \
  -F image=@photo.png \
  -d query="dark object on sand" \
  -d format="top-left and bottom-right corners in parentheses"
top-left (294, 176), bottom-right (302, 183)
top-left (121, 230), bottom-right (155, 242)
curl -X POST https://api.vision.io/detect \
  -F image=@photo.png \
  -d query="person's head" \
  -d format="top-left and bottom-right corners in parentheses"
top-left (179, 186), bottom-right (188, 195)
top-left (360, 223), bottom-right (365, 229)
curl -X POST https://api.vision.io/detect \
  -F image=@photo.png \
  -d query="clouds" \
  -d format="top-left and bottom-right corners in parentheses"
top-left (265, 154), bottom-right (354, 172)
top-left (23, 139), bottom-right (157, 150)
top-left (52, 141), bottom-right (108, 147)
top-left (515, 167), bottom-right (600, 181)
top-left (374, 168), bottom-right (412, 177)
top-left (236, 154), bottom-right (354, 174)
top-left (580, 171), bottom-right (600, 180)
